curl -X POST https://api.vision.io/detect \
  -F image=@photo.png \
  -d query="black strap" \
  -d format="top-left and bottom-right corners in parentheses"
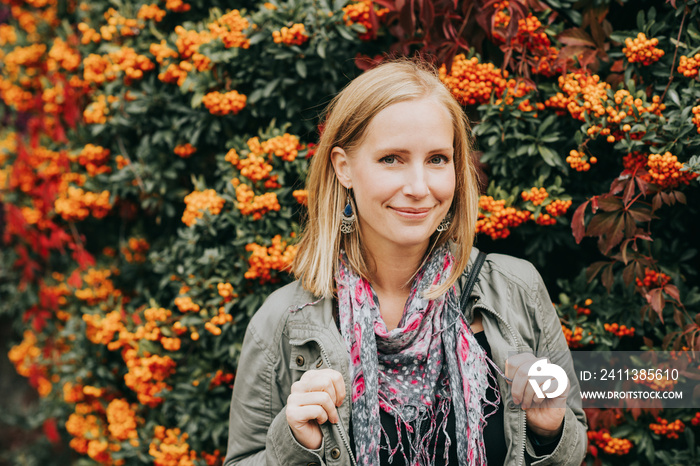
top-left (459, 250), bottom-right (487, 311)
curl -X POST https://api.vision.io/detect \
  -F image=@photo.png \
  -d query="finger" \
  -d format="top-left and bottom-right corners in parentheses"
top-left (296, 369), bottom-right (347, 406)
top-left (509, 361), bottom-right (534, 405)
top-left (295, 372), bottom-right (338, 405)
top-left (288, 391), bottom-right (339, 424)
top-left (287, 403), bottom-right (329, 427)
top-left (522, 378), bottom-right (549, 409)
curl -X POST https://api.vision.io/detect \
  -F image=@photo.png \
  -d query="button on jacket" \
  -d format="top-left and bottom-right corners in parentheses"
top-left (224, 247), bottom-right (588, 466)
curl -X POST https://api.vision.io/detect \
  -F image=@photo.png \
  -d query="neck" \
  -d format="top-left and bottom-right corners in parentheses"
top-left (365, 243), bottom-right (429, 296)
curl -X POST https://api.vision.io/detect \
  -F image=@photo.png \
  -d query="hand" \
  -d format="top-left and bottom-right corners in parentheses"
top-left (286, 369), bottom-right (347, 450)
top-left (505, 353), bottom-right (568, 438)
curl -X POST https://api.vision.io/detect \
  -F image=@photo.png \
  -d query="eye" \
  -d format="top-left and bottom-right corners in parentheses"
top-left (379, 155), bottom-right (397, 164)
top-left (429, 154), bottom-right (449, 165)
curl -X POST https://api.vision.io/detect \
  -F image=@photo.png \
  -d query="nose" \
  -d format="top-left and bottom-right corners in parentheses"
top-left (402, 164), bottom-right (430, 199)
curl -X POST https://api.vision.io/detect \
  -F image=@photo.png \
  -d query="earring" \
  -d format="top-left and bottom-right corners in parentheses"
top-left (340, 195), bottom-right (356, 234)
top-left (436, 213), bottom-right (451, 232)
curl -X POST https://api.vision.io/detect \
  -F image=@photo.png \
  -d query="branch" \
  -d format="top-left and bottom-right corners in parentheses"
top-left (661, 7), bottom-right (687, 102)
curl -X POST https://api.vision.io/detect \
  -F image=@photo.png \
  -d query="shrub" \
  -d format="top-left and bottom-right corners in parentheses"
top-left (1, 0), bottom-right (699, 464)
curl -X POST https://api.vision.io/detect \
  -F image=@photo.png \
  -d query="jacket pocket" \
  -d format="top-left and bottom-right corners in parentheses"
top-left (289, 340), bottom-right (324, 372)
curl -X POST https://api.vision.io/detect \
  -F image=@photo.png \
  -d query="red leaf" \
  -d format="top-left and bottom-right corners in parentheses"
top-left (586, 260), bottom-right (609, 282)
top-left (673, 190), bottom-right (687, 204)
top-left (558, 28), bottom-right (596, 47)
top-left (67, 270), bottom-right (83, 288)
top-left (648, 288), bottom-right (665, 323)
top-left (673, 307), bottom-right (686, 328)
top-left (622, 176), bottom-right (636, 205)
top-left (610, 59), bottom-right (624, 72)
top-left (586, 212), bottom-right (618, 237)
top-left (627, 206), bottom-right (652, 223)
top-left (579, 49), bottom-right (599, 69)
top-left (664, 284), bottom-right (681, 303)
top-left (597, 196), bottom-right (622, 212)
top-left (601, 263), bottom-right (614, 292)
top-left (571, 200), bottom-right (589, 243)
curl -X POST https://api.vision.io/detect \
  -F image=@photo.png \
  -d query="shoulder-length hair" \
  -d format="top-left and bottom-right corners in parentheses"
top-left (292, 58), bottom-right (479, 299)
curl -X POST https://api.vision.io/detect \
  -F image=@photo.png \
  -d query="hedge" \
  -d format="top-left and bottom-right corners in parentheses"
top-left (1, 0), bottom-right (699, 464)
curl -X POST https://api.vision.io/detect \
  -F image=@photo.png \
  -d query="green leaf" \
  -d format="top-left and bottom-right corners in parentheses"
top-left (538, 146), bottom-right (560, 167)
top-left (295, 60), bottom-right (307, 79)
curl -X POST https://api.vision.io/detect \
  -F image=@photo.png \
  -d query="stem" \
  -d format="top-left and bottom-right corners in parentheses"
top-left (660, 7), bottom-right (687, 102)
top-left (116, 135), bottom-right (146, 192)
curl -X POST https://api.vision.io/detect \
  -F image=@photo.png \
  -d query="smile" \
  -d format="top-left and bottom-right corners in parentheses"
top-left (389, 207), bottom-right (432, 219)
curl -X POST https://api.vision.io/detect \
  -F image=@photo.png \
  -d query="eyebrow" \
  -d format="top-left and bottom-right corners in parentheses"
top-left (376, 148), bottom-right (454, 154)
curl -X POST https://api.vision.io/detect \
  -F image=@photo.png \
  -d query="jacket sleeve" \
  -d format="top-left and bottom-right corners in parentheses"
top-left (223, 318), bottom-right (325, 466)
top-left (526, 265), bottom-right (588, 466)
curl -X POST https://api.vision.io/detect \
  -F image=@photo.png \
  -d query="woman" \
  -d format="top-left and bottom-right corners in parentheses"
top-left (224, 59), bottom-right (587, 465)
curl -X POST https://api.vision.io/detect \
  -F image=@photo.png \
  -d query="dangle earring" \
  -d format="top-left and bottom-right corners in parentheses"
top-left (340, 192), bottom-right (356, 234)
top-left (436, 212), bottom-right (452, 232)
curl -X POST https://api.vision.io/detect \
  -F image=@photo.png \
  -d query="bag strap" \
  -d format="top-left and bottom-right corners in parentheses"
top-left (459, 250), bottom-right (487, 311)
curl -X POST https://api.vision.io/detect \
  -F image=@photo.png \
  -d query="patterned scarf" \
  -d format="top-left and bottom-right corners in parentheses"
top-left (336, 246), bottom-right (498, 465)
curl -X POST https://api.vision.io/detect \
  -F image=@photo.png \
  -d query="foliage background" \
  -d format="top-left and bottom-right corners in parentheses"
top-left (1, 0), bottom-right (700, 464)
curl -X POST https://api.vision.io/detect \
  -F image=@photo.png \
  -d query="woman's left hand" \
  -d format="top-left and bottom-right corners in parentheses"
top-left (505, 353), bottom-right (568, 437)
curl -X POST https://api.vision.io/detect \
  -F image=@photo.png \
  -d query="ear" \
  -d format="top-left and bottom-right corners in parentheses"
top-left (330, 146), bottom-right (352, 189)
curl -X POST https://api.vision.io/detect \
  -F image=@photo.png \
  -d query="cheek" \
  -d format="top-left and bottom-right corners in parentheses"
top-left (432, 171), bottom-right (456, 203)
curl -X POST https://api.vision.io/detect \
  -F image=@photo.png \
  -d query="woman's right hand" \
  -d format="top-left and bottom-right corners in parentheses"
top-left (286, 368), bottom-right (347, 450)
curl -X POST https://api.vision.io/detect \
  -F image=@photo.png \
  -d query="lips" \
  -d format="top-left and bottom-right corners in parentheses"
top-left (390, 207), bottom-right (432, 218)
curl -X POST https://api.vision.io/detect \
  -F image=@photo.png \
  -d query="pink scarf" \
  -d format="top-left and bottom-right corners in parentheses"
top-left (336, 246), bottom-right (499, 465)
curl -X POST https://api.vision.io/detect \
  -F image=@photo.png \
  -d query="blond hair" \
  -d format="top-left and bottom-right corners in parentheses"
top-left (292, 58), bottom-right (479, 298)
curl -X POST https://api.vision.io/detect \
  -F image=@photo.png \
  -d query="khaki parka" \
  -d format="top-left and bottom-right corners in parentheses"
top-left (224, 247), bottom-right (588, 466)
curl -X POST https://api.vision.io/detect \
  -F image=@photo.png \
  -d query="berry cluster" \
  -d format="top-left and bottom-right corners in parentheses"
top-left (476, 195), bottom-right (531, 239)
top-left (293, 189), bottom-right (308, 205)
top-left (678, 54), bottom-right (700, 78)
top-left (174, 143), bottom-right (196, 158)
top-left (562, 324), bottom-right (587, 348)
top-left (158, 62), bottom-right (191, 86)
top-left (646, 152), bottom-right (697, 188)
top-left (75, 144), bottom-right (111, 176)
top-left (439, 55), bottom-right (509, 106)
top-left (202, 90), bottom-right (246, 116)
top-left (342, 0), bottom-right (389, 41)
top-left (272, 23), bottom-right (309, 46)
top-left (174, 296), bottom-right (200, 313)
top-left (137, 4), bottom-right (166, 22)
top-left (691, 412), bottom-right (700, 426)
top-left (54, 186), bottom-right (112, 221)
top-left (121, 237), bottom-right (149, 263)
top-left (545, 199), bottom-right (572, 217)
top-left (574, 300), bottom-right (592, 316)
top-left (635, 268), bottom-right (671, 288)
top-left (649, 418), bottom-right (685, 439)
top-left (47, 37), bottom-right (80, 72)
top-left (165, 0), bottom-right (191, 13)
top-left (235, 184), bottom-right (280, 219)
top-left (261, 134), bottom-right (301, 161)
top-left (623, 33), bottom-right (665, 65)
top-left (604, 322), bottom-right (634, 337)
top-left (208, 10), bottom-right (251, 49)
top-left (587, 429), bottom-right (633, 455)
top-left (108, 47), bottom-right (155, 85)
top-left (492, 1), bottom-right (510, 29)
top-left (217, 282), bottom-right (237, 302)
top-left (521, 187), bottom-right (548, 205)
top-left (692, 106), bottom-right (700, 134)
top-left (244, 235), bottom-right (298, 283)
top-left (181, 189), bottom-right (225, 227)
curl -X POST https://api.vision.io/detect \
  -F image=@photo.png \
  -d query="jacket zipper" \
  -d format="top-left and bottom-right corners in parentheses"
top-left (291, 336), bottom-right (358, 466)
top-left (472, 302), bottom-right (527, 466)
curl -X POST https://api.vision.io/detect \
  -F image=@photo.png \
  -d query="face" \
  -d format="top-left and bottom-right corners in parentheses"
top-left (331, 96), bottom-right (456, 256)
